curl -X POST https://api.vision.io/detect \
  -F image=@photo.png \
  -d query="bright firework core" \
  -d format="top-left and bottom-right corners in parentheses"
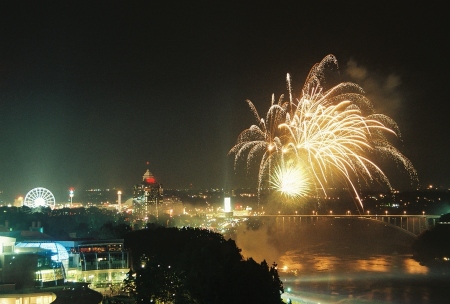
top-left (270, 160), bottom-right (309, 198)
top-left (230, 55), bottom-right (417, 211)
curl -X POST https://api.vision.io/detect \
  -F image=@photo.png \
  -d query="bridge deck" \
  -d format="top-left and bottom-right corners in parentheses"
top-left (239, 214), bottom-right (440, 236)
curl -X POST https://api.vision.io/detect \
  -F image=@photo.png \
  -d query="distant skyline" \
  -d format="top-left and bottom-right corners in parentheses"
top-left (1, 2), bottom-right (449, 200)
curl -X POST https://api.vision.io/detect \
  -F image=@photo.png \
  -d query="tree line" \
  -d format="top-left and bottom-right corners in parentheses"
top-left (122, 226), bottom-right (285, 304)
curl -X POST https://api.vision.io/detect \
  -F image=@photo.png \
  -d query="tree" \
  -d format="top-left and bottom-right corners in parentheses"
top-left (122, 269), bottom-right (136, 298)
top-left (412, 213), bottom-right (450, 272)
top-left (124, 226), bottom-right (284, 304)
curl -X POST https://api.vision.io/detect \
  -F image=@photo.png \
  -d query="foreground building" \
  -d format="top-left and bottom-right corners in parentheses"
top-left (62, 239), bottom-right (129, 284)
top-left (0, 232), bottom-right (130, 291)
top-left (0, 235), bottom-right (64, 289)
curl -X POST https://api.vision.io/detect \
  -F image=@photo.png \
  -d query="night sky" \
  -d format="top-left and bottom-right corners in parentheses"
top-left (0, 1), bottom-right (448, 200)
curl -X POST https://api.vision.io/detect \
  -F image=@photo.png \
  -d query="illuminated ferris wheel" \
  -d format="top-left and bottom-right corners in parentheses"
top-left (23, 187), bottom-right (56, 209)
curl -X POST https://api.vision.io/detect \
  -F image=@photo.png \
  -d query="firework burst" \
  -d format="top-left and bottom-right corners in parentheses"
top-left (270, 158), bottom-right (310, 199)
top-left (229, 55), bottom-right (417, 210)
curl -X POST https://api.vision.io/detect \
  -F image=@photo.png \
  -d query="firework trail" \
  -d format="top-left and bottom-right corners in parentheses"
top-left (229, 55), bottom-right (417, 210)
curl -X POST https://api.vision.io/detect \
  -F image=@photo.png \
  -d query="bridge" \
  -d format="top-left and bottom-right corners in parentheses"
top-left (250, 214), bottom-right (441, 236)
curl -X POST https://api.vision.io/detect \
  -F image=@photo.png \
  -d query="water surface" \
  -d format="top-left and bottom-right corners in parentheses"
top-left (233, 217), bottom-right (450, 304)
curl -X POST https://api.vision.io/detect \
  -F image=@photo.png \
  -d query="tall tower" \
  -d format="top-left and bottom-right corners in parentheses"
top-left (117, 191), bottom-right (122, 211)
top-left (133, 167), bottom-right (163, 219)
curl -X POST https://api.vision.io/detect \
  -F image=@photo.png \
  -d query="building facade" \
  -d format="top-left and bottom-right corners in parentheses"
top-left (61, 239), bottom-right (130, 285)
top-left (0, 236), bottom-right (65, 289)
top-left (0, 233), bottom-right (130, 290)
top-left (133, 169), bottom-right (163, 219)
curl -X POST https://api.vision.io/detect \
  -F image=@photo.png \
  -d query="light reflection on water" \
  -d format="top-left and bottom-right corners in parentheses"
top-left (278, 252), bottom-right (447, 304)
top-left (233, 217), bottom-right (450, 303)
top-left (280, 253), bottom-right (428, 274)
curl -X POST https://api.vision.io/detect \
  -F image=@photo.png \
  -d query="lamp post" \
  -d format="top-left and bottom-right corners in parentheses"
top-left (422, 211), bottom-right (426, 232)
top-left (69, 189), bottom-right (74, 208)
top-left (402, 210), bottom-right (406, 230)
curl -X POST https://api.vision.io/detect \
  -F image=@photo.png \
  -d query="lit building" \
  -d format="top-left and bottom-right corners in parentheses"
top-left (0, 232), bottom-right (130, 290)
top-left (15, 241), bottom-right (69, 275)
top-left (0, 291), bottom-right (55, 304)
top-left (133, 168), bottom-right (163, 219)
top-left (59, 239), bottom-right (130, 285)
top-left (0, 235), bottom-right (65, 289)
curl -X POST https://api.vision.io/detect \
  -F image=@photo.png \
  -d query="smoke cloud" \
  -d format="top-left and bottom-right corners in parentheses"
top-left (345, 59), bottom-right (404, 120)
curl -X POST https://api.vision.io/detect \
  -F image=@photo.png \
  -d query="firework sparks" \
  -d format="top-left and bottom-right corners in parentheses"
top-left (230, 55), bottom-right (417, 210)
top-left (270, 159), bottom-right (310, 199)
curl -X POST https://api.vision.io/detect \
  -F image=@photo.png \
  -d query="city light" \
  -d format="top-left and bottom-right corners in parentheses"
top-left (224, 197), bottom-right (231, 212)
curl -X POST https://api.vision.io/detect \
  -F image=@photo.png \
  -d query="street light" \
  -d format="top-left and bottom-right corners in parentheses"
top-left (69, 188), bottom-right (74, 208)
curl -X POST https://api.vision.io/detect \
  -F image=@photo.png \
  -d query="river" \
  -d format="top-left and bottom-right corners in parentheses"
top-left (232, 216), bottom-right (450, 304)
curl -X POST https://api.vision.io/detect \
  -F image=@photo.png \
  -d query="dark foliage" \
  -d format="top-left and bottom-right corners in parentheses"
top-left (124, 226), bottom-right (284, 304)
top-left (412, 213), bottom-right (450, 270)
top-left (0, 206), bottom-right (131, 239)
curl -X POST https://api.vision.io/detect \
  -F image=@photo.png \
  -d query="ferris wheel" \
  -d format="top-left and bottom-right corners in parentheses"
top-left (23, 187), bottom-right (56, 209)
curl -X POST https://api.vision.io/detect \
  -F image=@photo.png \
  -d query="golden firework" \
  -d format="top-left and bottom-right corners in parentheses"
top-left (230, 55), bottom-right (417, 210)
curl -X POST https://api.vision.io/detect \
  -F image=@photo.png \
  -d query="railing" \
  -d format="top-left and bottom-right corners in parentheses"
top-left (80, 252), bottom-right (129, 271)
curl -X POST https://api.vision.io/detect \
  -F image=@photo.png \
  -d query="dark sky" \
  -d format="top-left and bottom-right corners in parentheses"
top-left (0, 1), bottom-right (448, 200)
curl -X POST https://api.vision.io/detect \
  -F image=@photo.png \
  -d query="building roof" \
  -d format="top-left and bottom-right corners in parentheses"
top-left (142, 169), bottom-right (157, 184)
top-left (15, 242), bottom-right (69, 262)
